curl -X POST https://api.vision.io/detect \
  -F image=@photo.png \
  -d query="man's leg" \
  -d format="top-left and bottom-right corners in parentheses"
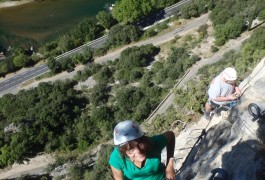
top-left (204, 101), bottom-right (212, 120)
top-left (205, 101), bottom-right (212, 113)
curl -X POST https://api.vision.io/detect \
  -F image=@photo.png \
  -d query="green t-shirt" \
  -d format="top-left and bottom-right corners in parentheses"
top-left (109, 134), bottom-right (167, 180)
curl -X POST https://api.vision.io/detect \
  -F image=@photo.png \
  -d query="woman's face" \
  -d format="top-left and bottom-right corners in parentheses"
top-left (125, 140), bottom-right (147, 162)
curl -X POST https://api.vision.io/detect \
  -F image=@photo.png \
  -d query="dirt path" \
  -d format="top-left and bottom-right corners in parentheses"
top-left (0, 154), bottom-right (54, 179)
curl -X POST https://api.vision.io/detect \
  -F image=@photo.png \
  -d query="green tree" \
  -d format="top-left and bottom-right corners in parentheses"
top-left (96, 11), bottom-right (117, 30)
top-left (115, 86), bottom-right (144, 113)
top-left (90, 106), bottom-right (113, 138)
top-left (0, 145), bottom-right (12, 167)
top-left (47, 58), bottom-right (61, 74)
top-left (151, 61), bottom-right (163, 74)
top-left (59, 57), bottom-right (74, 71)
top-left (210, 7), bottom-right (233, 26)
top-left (82, 48), bottom-right (93, 63)
top-left (107, 24), bottom-right (142, 47)
top-left (70, 18), bottom-right (102, 45)
top-left (0, 59), bottom-right (14, 75)
top-left (88, 145), bottom-right (114, 179)
top-left (93, 66), bottom-right (113, 84)
top-left (112, 0), bottom-right (152, 23)
top-left (214, 16), bottom-right (245, 46)
top-left (13, 53), bottom-right (30, 68)
top-left (90, 84), bottom-right (110, 106)
top-left (259, 9), bottom-right (265, 20)
top-left (58, 35), bottom-right (75, 52)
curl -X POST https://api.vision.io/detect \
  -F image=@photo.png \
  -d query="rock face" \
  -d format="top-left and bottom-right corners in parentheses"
top-left (173, 58), bottom-right (265, 180)
top-left (4, 123), bottom-right (19, 133)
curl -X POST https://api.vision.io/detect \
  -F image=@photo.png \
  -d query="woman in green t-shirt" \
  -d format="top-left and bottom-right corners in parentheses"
top-left (109, 120), bottom-right (175, 180)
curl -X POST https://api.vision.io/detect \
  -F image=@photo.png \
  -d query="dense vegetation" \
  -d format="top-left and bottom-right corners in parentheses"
top-left (0, 42), bottom-right (199, 169)
top-left (145, 27), bottom-right (265, 134)
top-left (112, 0), bottom-right (181, 23)
top-left (179, 0), bottom-right (265, 46)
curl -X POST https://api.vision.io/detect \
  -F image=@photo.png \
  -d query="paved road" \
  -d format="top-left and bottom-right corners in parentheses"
top-left (0, 13), bottom-right (207, 96)
top-left (0, 0), bottom-right (191, 96)
top-left (137, 0), bottom-right (191, 28)
top-left (0, 36), bottom-right (107, 95)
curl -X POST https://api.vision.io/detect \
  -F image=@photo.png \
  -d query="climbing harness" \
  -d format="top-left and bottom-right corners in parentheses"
top-left (248, 103), bottom-right (265, 121)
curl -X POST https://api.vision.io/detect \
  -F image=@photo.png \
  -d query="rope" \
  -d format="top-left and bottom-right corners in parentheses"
top-left (248, 103), bottom-right (265, 121)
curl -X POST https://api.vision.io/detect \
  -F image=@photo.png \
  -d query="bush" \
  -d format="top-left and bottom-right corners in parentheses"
top-left (211, 45), bottom-right (219, 52)
top-left (142, 28), bottom-right (158, 38)
top-left (107, 24), bottom-right (142, 47)
top-left (94, 47), bottom-right (108, 57)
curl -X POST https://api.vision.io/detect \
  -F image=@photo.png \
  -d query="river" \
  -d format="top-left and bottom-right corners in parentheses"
top-left (0, 0), bottom-right (115, 48)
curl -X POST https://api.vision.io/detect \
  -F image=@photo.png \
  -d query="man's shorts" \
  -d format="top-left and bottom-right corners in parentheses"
top-left (208, 99), bottom-right (237, 109)
top-left (208, 99), bottom-right (221, 109)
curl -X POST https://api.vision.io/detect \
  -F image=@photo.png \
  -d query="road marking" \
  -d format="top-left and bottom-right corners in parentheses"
top-left (20, 72), bottom-right (27, 75)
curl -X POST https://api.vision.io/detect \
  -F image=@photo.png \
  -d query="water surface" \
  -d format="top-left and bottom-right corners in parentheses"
top-left (0, 0), bottom-right (114, 47)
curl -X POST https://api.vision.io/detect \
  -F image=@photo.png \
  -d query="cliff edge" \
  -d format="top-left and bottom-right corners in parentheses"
top-left (173, 57), bottom-right (265, 179)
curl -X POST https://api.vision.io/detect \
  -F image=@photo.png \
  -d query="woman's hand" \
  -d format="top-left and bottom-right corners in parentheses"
top-left (111, 166), bottom-right (124, 180)
top-left (165, 158), bottom-right (176, 180)
top-left (163, 131), bottom-right (176, 180)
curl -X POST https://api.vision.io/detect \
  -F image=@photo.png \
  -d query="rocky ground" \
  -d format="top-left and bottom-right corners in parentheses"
top-left (0, 154), bottom-right (54, 179)
top-left (173, 58), bottom-right (265, 179)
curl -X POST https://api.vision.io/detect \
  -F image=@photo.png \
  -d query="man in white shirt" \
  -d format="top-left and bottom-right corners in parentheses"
top-left (204, 67), bottom-right (241, 120)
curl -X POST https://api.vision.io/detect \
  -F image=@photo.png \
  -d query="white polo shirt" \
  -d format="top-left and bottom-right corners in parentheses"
top-left (208, 73), bottom-right (235, 105)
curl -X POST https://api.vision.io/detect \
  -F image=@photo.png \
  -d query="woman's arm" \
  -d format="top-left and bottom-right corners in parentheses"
top-left (163, 131), bottom-right (176, 180)
top-left (111, 166), bottom-right (124, 180)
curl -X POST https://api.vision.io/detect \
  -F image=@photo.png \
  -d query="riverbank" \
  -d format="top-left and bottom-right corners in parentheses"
top-left (0, 0), bottom-right (34, 9)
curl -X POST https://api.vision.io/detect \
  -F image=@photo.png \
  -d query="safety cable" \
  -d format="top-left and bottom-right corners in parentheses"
top-left (175, 128), bottom-right (208, 174)
top-left (231, 118), bottom-right (265, 156)
top-left (176, 116), bottom-right (264, 177)
top-left (240, 58), bottom-right (265, 96)
top-left (211, 103), bottom-right (265, 159)
top-left (175, 103), bottom-right (265, 175)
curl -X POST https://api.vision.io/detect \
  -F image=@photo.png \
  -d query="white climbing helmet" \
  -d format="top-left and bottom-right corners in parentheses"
top-left (113, 120), bottom-right (144, 145)
top-left (223, 67), bottom-right (237, 81)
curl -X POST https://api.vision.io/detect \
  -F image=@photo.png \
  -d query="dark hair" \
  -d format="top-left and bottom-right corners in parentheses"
top-left (119, 136), bottom-right (152, 159)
